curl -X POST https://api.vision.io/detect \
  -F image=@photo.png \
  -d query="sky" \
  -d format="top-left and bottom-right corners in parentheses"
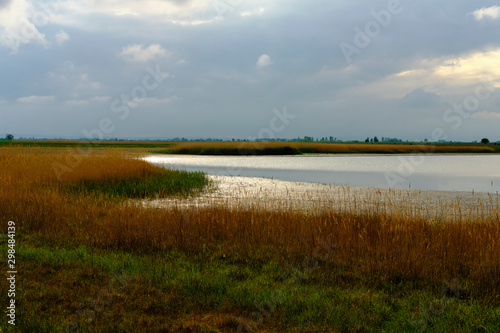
top-left (1, 0), bottom-right (500, 141)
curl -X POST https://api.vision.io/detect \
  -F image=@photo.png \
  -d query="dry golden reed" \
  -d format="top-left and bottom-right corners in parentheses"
top-left (1, 148), bottom-right (500, 302)
top-left (167, 141), bottom-right (496, 154)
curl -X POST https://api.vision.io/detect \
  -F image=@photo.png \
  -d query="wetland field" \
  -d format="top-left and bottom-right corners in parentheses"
top-left (1, 143), bottom-right (500, 332)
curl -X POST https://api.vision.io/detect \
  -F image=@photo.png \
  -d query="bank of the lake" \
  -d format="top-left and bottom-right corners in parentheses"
top-left (154, 141), bottom-right (500, 155)
top-left (140, 175), bottom-right (500, 221)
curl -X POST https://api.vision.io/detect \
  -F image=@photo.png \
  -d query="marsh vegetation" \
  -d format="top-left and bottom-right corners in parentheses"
top-left (1, 147), bottom-right (499, 332)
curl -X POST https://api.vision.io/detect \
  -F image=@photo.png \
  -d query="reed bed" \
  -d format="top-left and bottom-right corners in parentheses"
top-left (161, 141), bottom-right (498, 155)
top-left (1, 148), bottom-right (500, 304)
top-left (142, 175), bottom-right (500, 224)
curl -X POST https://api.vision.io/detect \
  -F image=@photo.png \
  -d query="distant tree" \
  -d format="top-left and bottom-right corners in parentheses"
top-left (365, 137), bottom-right (370, 143)
top-left (373, 136), bottom-right (379, 143)
top-left (5, 134), bottom-right (14, 140)
top-left (481, 138), bottom-right (490, 144)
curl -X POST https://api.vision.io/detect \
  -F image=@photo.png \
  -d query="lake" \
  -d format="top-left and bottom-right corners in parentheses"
top-left (144, 154), bottom-right (500, 193)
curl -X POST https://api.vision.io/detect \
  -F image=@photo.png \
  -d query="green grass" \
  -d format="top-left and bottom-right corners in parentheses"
top-left (62, 168), bottom-right (210, 199)
top-left (3, 241), bottom-right (500, 332)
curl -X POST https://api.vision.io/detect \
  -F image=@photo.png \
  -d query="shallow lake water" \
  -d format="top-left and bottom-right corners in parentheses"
top-left (144, 154), bottom-right (500, 193)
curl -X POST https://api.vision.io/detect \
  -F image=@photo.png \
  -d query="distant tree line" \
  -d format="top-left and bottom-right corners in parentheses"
top-left (294, 136), bottom-right (341, 143)
top-left (4, 134), bottom-right (499, 144)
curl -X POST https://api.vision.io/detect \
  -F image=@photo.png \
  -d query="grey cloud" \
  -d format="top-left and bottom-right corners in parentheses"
top-left (162, 0), bottom-right (191, 5)
top-left (0, 0), bottom-right (11, 9)
top-left (333, 0), bottom-right (500, 74)
top-left (399, 89), bottom-right (441, 108)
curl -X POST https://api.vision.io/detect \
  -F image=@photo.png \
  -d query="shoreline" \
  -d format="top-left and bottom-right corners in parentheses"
top-left (139, 175), bottom-right (500, 220)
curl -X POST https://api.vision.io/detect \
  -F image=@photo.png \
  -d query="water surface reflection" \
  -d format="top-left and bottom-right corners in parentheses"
top-left (144, 154), bottom-right (500, 193)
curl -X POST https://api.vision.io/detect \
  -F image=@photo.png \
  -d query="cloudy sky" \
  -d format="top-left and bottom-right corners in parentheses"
top-left (1, 0), bottom-right (500, 141)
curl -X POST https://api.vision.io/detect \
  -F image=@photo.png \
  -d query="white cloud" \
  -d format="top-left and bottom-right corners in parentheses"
top-left (90, 96), bottom-right (111, 103)
top-left (49, 0), bottom-right (220, 29)
top-left (64, 99), bottom-right (89, 106)
top-left (170, 18), bottom-right (218, 26)
top-left (257, 54), bottom-right (273, 68)
top-left (64, 96), bottom-right (111, 106)
top-left (77, 73), bottom-right (101, 90)
top-left (471, 111), bottom-right (500, 119)
top-left (130, 96), bottom-right (179, 106)
top-left (45, 65), bottom-right (103, 98)
top-left (17, 95), bottom-right (55, 103)
top-left (341, 47), bottom-right (500, 101)
top-left (0, 0), bottom-right (47, 52)
top-left (76, 0), bottom-right (212, 19)
top-left (55, 30), bottom-right (69, 45)
top-left (241, 8), bottom-right (265, 17)
top-left (470, 6), bottom-right (500, 20)
top-left (121, 44), bottom-right (167, 62)
top-left (47, 0), bottom-right (275, 28)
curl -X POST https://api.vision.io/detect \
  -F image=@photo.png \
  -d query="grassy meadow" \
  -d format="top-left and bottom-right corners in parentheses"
top-left (1, 147), bottom-right (500, 332)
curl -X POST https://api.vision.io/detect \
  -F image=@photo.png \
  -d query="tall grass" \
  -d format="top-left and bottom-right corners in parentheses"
top-left (159, 141), bottom-right (498, 155)
top-left (63, 168), bottom-right (208, 199)
top-left (1, 148), bottom-right (500, 303)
